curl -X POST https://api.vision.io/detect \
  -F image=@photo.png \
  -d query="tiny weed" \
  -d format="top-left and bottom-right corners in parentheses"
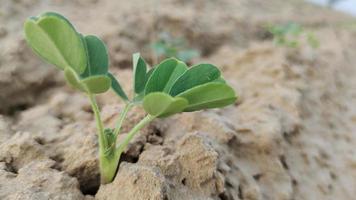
top-left (150, 32), bottom-right (200, 63)
top-left (267, 22), bottom-right (320, 49)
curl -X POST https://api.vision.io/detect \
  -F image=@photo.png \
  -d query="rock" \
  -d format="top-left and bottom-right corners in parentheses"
top-left (0, 115), bottom-right (12, 144)
top-left (174, 134), bottom-right (224, 196)
top-left (96, 163), bottom-right (168, 200)
top-left (13, 100), bottom-right (101, 195)
top-left (0, 132), bottom-right (47, 171)
top-left (57, 123), bottom-right (100, 195)
top-left (15, 105), bottom-right (62, 140)
top-left (48, 91), bottom-right (92, 122)
top-left (0, 126), bottom-right (98, 199)
top-left (98, 133), bottom-right (224, 200)
top-left (0, 40), bottom-right (59, 114)
top-left (0, 27), bottom-right (7, 38)
top-left (0, 159), bottom-right (87, 200)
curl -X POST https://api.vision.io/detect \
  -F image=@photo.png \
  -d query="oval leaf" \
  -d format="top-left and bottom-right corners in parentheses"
top-left (213, 76), bottom-right (226, 83)
top-left (108, 72), bottom-right (129, 101)
top-left (81, 75), bottom-right (111, 94)
top-left (64, 67), bottom-right (86, 92)
top-left (177, 82), bottom-right (237, 112)
top-left (81, 35), bottom-right (109, 78)
top-left (133, 66), bottom-right (156, 103)
top-left (143, 92), bottom-right (188, 117)
top-left (145, 67), bottom-right (155, 84)
top-left (24, 12), bottom-right (87, 74)
top-left (145, 58), bottom-right (187, 95)
top-left (163, 61), bottom-right (188, 92)
top-left (158, 98), bottom-right (188, 118)
top-left (133, 53), bottom-right (147, 94)
top-left (169, 64), bottom-right (220, 96)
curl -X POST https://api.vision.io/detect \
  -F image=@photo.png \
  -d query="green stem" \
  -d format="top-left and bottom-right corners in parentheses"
top-left (100, 114), bottom-right (155, 183)
top-left (116, 115), bottom-right (155, 154)
top-left (88, 93), bottom-right (107, 150)
top-left (113, 103), bottom-right (133, 137)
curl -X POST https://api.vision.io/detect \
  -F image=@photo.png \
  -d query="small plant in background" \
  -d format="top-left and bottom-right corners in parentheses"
top-left (306, 32), bottom-right (320, 49)
top-left (24, 12), bottom-right (237, 184)
top-left (150, 32), bottom-right (200, 63)
top-left (267, 22), bottom-right (320, 49)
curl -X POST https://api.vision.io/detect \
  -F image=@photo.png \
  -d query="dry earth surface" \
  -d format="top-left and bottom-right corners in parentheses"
top-left (0, 0), bottom-right (355, 199)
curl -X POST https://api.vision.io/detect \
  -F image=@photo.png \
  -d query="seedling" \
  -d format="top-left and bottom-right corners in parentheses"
top-left (24, 12), bottom-right (237, 184)
top-left (151, 32), bottom-right (200, 63)
top-left (267, 22), bottom-right (320, 49)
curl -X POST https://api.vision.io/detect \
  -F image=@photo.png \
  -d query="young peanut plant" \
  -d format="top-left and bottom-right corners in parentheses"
top-left (24, 12), bottom-right (237, 184)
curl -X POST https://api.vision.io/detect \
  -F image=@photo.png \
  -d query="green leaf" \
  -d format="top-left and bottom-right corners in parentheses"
top-left (145, 58), bottom-right (187, 95)
top-left (81, 35), bottom-right (109, 78)
top-left (145, 67), bottom-right (155, 83)
top-left (108, 73), bottom-right (129, 101)
top-left (143, 92), bottom-right (188, 117)
top-left (133, 67), bottom-right (155, 103)
top-left (81, 75), bottom-right (111, 94)
top-left (169, 64), bottom-right (220, 96)
top-left (64, 67), bottom-right (86, 91)
top-left (133, 53), bottom-right (147, 94)
top-left (163, 61), bottom-right (188, 92)
top-left (177, 82), bottom-right (237, 112)
top-left (24, 12), bottom-right (87, 74)
top-left (213, 76), bottom-right (226, 83)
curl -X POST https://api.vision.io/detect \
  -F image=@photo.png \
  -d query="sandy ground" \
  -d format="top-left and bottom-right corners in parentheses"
top-left (0, 0), bottom-right (355, 199)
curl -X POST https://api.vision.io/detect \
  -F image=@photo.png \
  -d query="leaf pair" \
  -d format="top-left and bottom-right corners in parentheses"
top-left (142, 58), bottom-right (237, 117)
top-left (24, 12), bottom-right (113, 94)
top-left (77, 35), bottom-right (111, 94)
top-left (144, 58), bottom-right (182, 94)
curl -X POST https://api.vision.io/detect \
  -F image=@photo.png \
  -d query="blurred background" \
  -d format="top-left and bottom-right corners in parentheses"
top-left (0, 0), bottom-right (355, 200)
top-left (309, 0), bottom-right (356, 16)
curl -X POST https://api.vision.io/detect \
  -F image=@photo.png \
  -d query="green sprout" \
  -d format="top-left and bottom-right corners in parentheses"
top-left (24, 12), bottom-right (237, 184)
top-left (151, 32), bottom-right (200, 63)
top-left (267, 22), bottom-right (319, 49)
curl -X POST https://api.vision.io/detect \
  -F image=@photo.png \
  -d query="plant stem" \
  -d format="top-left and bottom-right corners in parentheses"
top-left (116, 115), bottom-right (155, 154)
top-left (113, 103), bottom-right (133, 137)
top-left (100, 114), bottom-right (155, 184)
top-left (88, 93), bottom-right (107, 150)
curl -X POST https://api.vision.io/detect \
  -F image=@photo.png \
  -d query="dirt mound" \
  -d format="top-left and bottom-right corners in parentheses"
top-left (0, 0), bottom-right (355, 199)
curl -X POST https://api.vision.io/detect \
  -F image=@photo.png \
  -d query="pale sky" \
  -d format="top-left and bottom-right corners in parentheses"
top-left (308, 0), bottom-right (356, 16)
